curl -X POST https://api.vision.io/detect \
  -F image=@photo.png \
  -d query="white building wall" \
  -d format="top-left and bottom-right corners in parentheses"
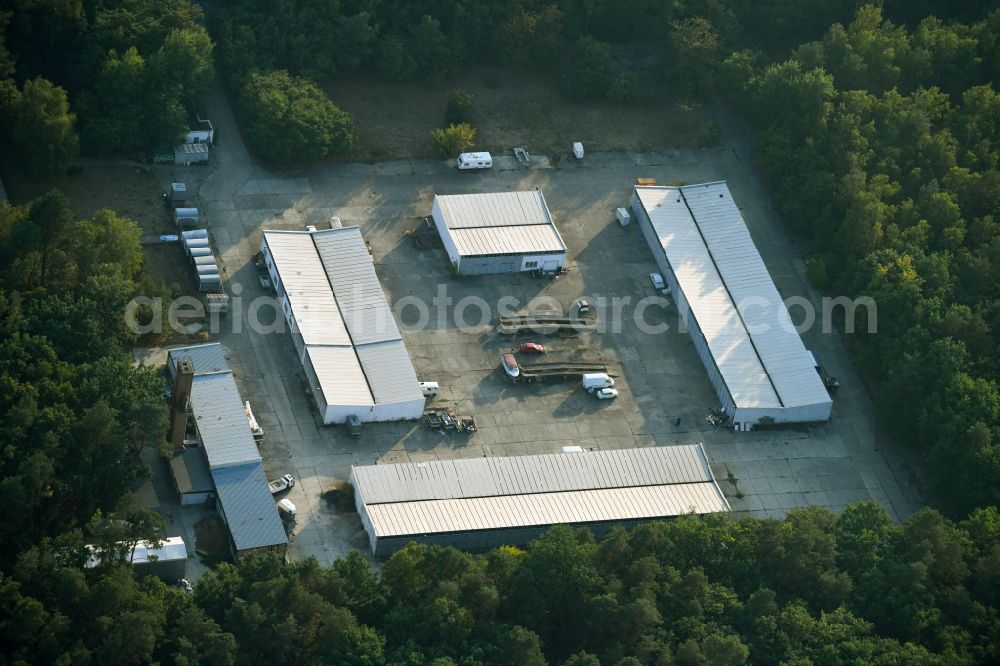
top-left (432, 198), bottom-right (462, 269)
top-left (325, 399), bottom-right (424, 425)
top-left (350, 468), bottom-right (380, 553)
top-left (520, 253), bottom-right (566, 271)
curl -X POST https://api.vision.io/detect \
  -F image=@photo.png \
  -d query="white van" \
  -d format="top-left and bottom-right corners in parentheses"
top-left (419, 381), bottom-right (439, 397)
top-left (457, 152), bottom-right (492, 170)
top-left (581, 373), bottom-right (615, 391)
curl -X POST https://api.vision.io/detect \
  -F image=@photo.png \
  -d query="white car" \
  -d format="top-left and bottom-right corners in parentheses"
top-left (650, 273), bottom-right (665, 290)
top-left (595, 388), bottom-right (619, 400)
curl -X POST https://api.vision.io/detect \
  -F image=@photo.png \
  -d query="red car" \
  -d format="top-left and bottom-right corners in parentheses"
top-left (519, 342), bottom-right (546, 354)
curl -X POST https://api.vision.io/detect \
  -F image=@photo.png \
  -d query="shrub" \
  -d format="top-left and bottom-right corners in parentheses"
top-left (240, 69), bottom-right (354, 163)
top-left (445, 88), bottom-right (476, 125)
top-left (431, 123), bottom-right (476, 158)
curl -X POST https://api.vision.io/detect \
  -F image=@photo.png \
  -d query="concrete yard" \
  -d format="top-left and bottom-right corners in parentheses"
top-left (152, 86), bottom-right (922, 566)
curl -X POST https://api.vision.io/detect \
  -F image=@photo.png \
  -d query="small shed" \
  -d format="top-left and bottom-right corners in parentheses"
top-left (174, 143), bottom-right (209, 165)
top-left (170, 447), bottom-right (214, 505)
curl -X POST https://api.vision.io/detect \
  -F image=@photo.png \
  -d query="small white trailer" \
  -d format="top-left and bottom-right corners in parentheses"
top-left (457, 152), bottom-right (492, 169)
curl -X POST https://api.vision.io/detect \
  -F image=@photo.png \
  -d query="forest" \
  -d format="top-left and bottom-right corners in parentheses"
top-left (4, 504), bottom-right (1000, 664)
top-left (2, 0), bottom-right (1000, 663)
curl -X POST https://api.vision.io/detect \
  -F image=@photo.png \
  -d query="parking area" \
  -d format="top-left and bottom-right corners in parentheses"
top-left (174, 92), bottom-right (921, 565)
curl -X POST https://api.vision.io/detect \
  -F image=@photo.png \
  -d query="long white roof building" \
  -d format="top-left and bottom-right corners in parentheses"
top-left (351, 444), bottom-right (730, 555)
top-left (632, 182), bottom-right (832, 427)
top-left (261, 227), bottom-right (424, 424)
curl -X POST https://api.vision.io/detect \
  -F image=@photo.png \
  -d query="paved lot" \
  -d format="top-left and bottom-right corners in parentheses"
top-left (150, 86), bottom-right (922, 567)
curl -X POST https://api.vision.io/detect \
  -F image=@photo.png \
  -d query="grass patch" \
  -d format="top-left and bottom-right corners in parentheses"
top-left (3, 165), bottom-right (208, 346)
top-left (326, 66), bottom-right (716, 161)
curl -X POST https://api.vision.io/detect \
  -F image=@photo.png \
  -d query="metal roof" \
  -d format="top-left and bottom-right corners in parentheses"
top-left (435, 191), bottom-right (554, 229)
top-left (450, 225), bottom-right (566, 256)
top-left (306, 345), bottom-right (374, 406)
top-left (354, 444), bottom-right (716, 505)
top-left (312, 228), bottom-right (402, 344)
top-left (679, 183), bottom-right (831, 410)
top-left (167, 343), bottom-right (229, 378)
top-left (131, 536), bottom-right (188, 564)
top-left (366, 483), bottom-right (730, 538)
top-left (212, 462), bottom-right (287, 552)
top-left (170, 447), bottom-right (214, 494)
top-left (355, 339), bottom-right (423, 404)
top-left (263, 228), bottom-right (422, 410)
top-left (635, 186), bottom-right (783, 409)
top-left (190, 373), bottom-right (261, 469)
top-left (163, 343), bottom-right (284, 553)
top-left (175, 143), bottom-right (208, 155)
top-left (434, 191), bottom-right (567, 258)
top-left (264, 232), bottom-right (351, 346)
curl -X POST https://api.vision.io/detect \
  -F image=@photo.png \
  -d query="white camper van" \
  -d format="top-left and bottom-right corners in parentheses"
top-left (457, 152), bottom-right (492, 170)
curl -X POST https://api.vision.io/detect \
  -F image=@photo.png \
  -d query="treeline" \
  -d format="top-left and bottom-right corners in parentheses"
top-left (0, 192), bottom-right (167, 562)
top-left (723, 5), bottom-right (1000, 514)
top-left (209, 0), bottom-right (881, 163)
top-left (4, 504), bottom-right (1000, 664)
top-left (0, 0), bottom-right (213, 164)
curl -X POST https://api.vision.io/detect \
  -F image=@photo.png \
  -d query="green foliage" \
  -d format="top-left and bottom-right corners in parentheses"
top-left (734, 4), bottom-right (1000, 514)
top-left (153, 27), bottom-right (215, 100)
top-left (431, 123), bottom-right (476, 158)
top-left (73, 507), bottom-right (991, 663)
top-left (445, 88), bottom-right (475, 126)
top-left (560, 37), bottom-right (616, 101)
top-left (79, 46), bottom-right (188, 155)
top-left (0, 0), bottom-right (212, 157)
top-left (239, 70), bottom-right (355, 163)
top-left (0, 77), bottom-right (79, 175)
top-left (0, 192), bottom-right (161, 560)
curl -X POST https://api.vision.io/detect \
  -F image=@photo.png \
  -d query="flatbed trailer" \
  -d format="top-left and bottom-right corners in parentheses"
top-left (518, 361), bottom-right (610, 383)
top-left (497, 315), bottom-right (598, 336)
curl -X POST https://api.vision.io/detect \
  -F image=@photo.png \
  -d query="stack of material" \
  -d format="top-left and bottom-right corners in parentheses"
top-left (181, 229), bottom-right (220, 291)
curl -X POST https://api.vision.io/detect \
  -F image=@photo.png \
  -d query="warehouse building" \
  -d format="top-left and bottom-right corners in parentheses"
top-left (261, 227), bottom-right (424, 424)
top-left (631, 182), bottom-right (832, 428)
top-left (431, 190), bottom-right (567, 275)
top-left (351, 444), bottom-right (730, 556)
top-left (167, 344), bottom-right (288, 559)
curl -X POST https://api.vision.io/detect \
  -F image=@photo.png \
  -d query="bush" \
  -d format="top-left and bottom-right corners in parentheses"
top-left (445, 88), bottom-right (475, 125)
top-left (560, 36), bottom-right (615, 100)
top-left (431, 123), bottom-right (476, 158)
top-left (239, 69), bottom-right (354, 163)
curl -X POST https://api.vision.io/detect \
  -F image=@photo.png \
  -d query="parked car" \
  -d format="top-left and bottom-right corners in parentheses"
top-left (595, 388), bottom-right (619, 400)
top-left (650, 272), bottom-right (665, 290)
top-left (519, 342), bottom-right (546, 354)
top-left (345, 414), bottom-right (362, 436)
top-left (573, 298), bottom-right (592, 316)
top-left (419, 381), bottom-right (440, 397)
top-left (502, 353), bottom-right (520, 378)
